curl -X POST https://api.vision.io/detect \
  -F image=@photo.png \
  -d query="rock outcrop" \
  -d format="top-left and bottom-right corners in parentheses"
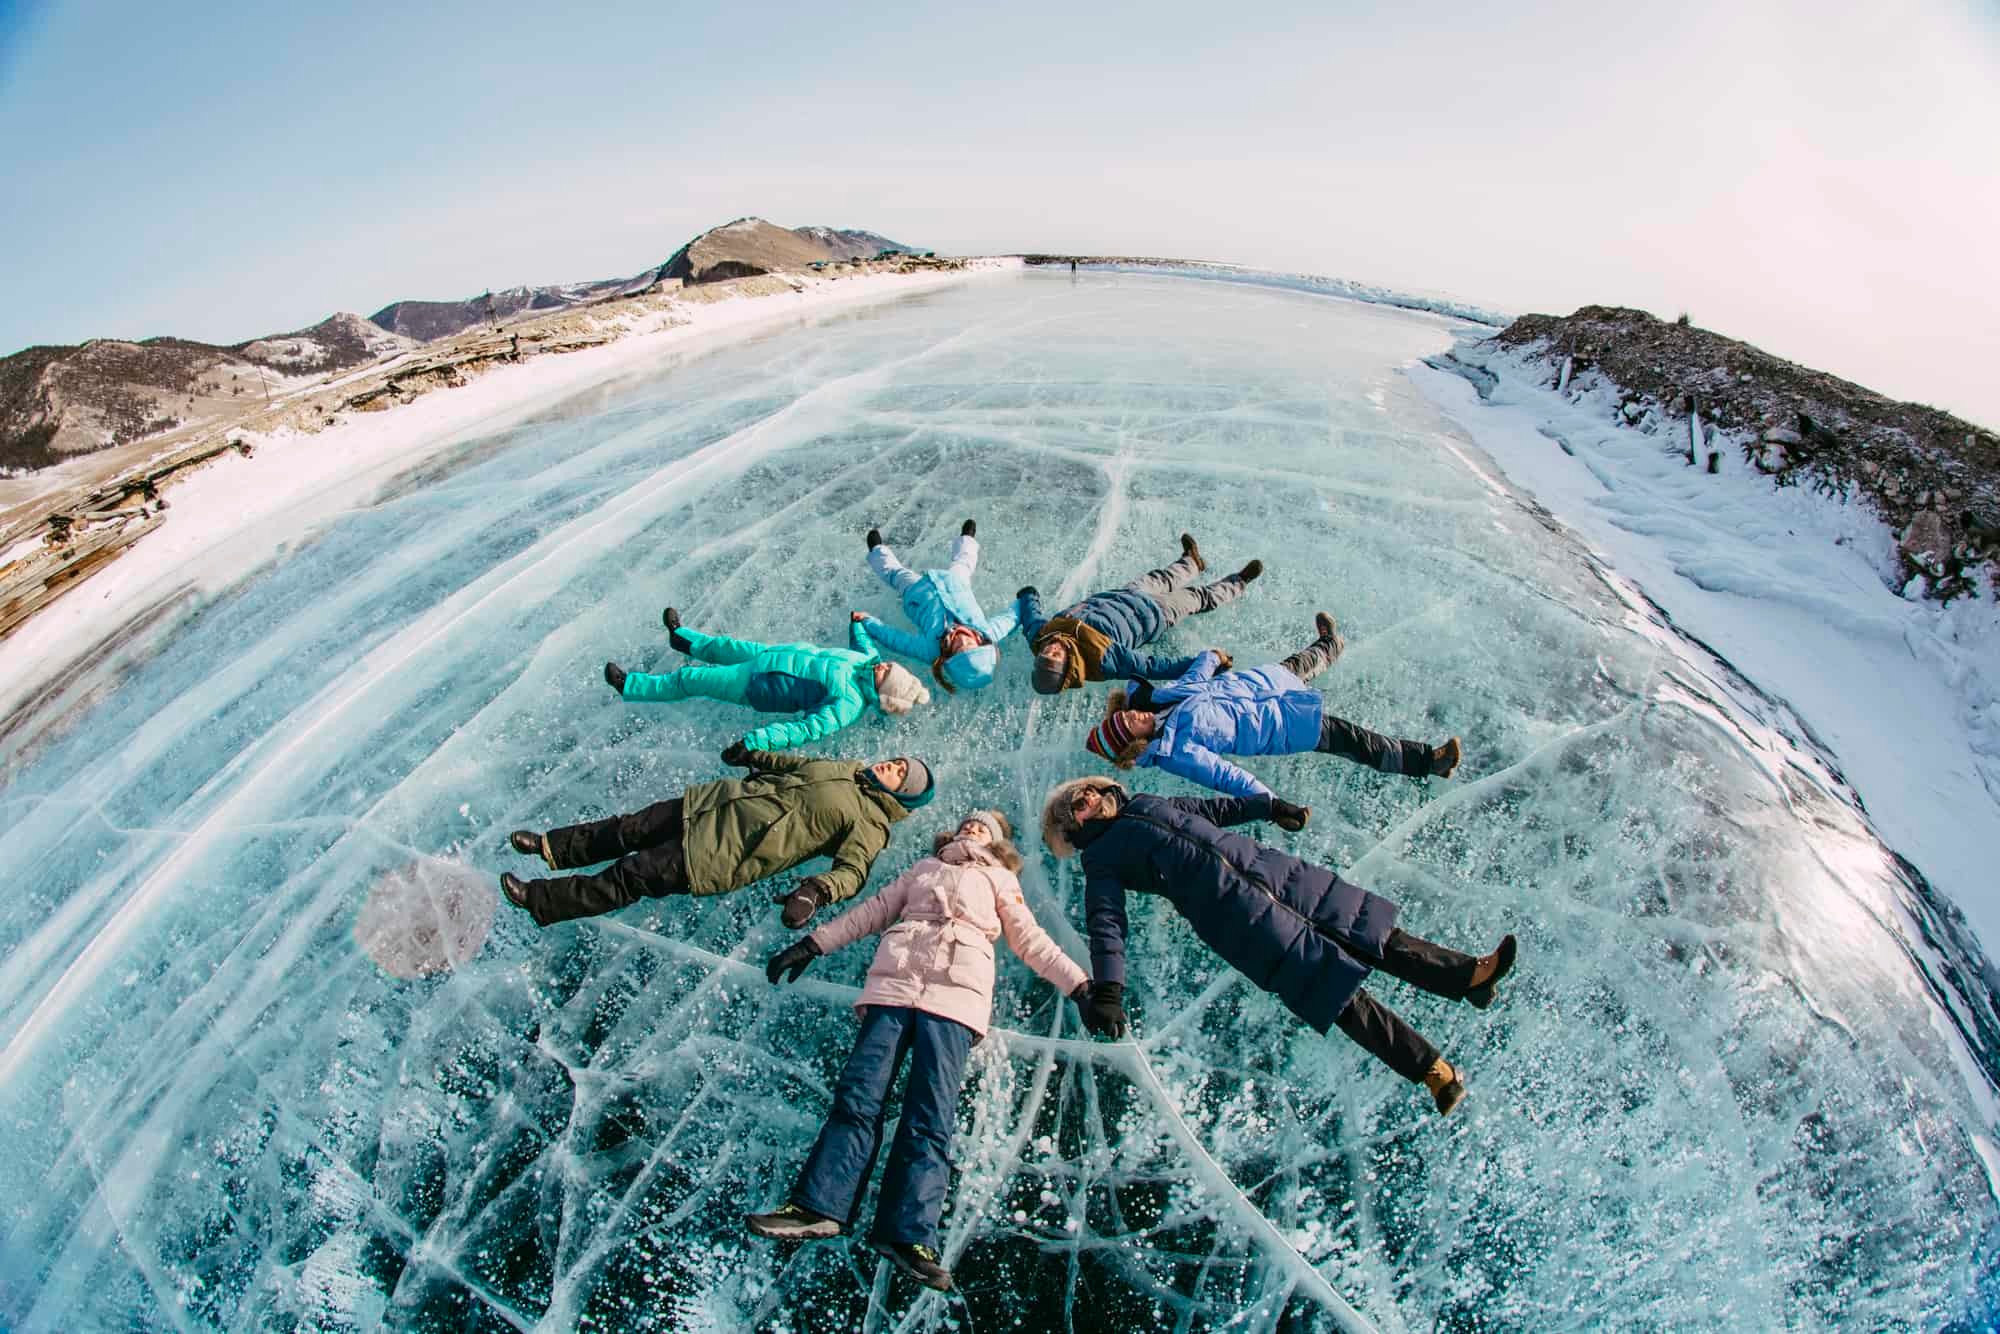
top-left (370, 281), bottom-right (632, 343)
top-left (1495, 306), bottom-right (2000, 598)
top-left (652, 218), bottom-right (838, 286)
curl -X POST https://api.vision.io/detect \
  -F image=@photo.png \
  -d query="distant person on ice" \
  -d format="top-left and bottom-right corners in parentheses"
top-left (1083, 612), bottom-right (1463, 799)
top-left (1017, 533), bottom-right (1263, 695)
top-left (1041, 777), bottom-right (1515, 1116)
top-left (855, 520), bottom-right (1017, 693)
top-left (748, 809), bottom-right (1086, 1291)
top-left (500, 749), bottom-right (936, 930)
top-left (606, 609), bottom-right (930, 752)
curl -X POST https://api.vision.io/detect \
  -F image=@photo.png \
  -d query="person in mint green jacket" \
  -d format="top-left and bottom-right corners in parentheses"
top-left (606, 610), bottom-right (932, 752)
top-left (855, 520), bottom-right (1018, 693)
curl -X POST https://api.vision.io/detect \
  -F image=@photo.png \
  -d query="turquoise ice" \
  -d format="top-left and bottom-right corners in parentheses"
top-left (0, 272), bottom-right (1992, 1330)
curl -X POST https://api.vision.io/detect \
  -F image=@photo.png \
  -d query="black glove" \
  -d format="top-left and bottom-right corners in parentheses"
top-left (1270, 797), bottom-right (1311, 832)
top-left (766, 936), bottom-right (822, 984)
top-left (721, 740), bottom-right (752, 767)
top-left (1079, 981), bottom-right (1128, 1038)
top-left (774, 877), bottom-right (832, 929)
top-left (1016, 585), bottom-right (1038, 602)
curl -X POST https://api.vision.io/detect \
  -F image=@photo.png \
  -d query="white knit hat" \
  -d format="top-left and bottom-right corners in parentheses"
top-left (875, 662), bottom-right (932, 715)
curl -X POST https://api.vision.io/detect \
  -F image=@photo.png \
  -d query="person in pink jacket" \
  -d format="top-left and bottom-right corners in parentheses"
top-left (745, 809), bottom-right (1087, 1292)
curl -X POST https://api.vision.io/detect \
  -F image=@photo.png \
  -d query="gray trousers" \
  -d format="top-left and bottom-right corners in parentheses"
top-left (1123, 553), bottom-right (1252, 629)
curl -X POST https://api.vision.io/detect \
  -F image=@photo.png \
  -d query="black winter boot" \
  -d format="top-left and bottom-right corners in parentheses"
top-left (508, 830), bottom-right (556, 870)
top-left (500, 872), bottom-right (534, 914)
top-left (866, 527), bottom-right (882, 550)
top-left (1237, 559), bottom-right (1264, 583)
top-left (661, 606), bottom-right (692, 654)
top-left (1180, 531), bottom-right (1205, 571)
top-left (961, 519), bottom-right (976, 538)
top-left (1465, 934), bottom-right (1517, 1009)
top-left (873, 1240), bottom-right (953, 1291)
top-left (604, 661), bottom-right (627, 694)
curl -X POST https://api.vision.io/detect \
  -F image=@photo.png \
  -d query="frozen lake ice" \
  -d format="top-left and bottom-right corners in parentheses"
top-left (0, 271), bottom-right (1994, 1330)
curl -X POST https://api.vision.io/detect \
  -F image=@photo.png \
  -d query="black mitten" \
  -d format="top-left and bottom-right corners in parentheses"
top-left (1080, 981), bottom-right (1128, 1038)
top-left (1270, 798), bottom-right (1311, 832)
top-left (721, 741), bottom-right (753, 767)
top-left (766, 937), bottom-right (822, 984)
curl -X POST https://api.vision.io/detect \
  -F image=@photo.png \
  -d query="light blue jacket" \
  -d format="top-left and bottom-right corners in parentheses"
top-left (860, 538), bottom-right (1019, 690)
top-left (1133, 652), bottom-right (1325, 798)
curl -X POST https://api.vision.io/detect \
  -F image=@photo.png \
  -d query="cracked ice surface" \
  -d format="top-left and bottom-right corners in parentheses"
top-left (0, 272), bottom-right (1994, 1331)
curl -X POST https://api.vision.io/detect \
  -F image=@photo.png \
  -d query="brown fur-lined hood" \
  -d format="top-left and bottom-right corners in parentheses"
top-left (1040, 776), bottom-right (1126, 858)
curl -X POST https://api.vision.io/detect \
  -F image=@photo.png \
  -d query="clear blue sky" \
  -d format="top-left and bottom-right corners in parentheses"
top-left (4, 0), bottom-right (1997, 425)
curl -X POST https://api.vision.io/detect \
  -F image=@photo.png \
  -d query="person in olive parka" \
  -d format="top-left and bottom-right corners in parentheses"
top-left (500, 749), bottom-right (936, 930)
top-left (1041, 775), bottom-right (1516, 1115)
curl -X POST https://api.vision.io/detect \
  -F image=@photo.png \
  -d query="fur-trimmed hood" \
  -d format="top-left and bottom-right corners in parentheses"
top-left (1040, 776), bottom-right (1126, 858)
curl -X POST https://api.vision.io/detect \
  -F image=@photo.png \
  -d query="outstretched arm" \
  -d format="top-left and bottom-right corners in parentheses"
top-left (740, 692), bottom-right (864, 752)
top-left (818, 816), bottom-right (893, 904)
top-left (982, 601), bottom-right (1021, 644)
top-left (809, 873), bottom-right (913, 954)
top-left (735, 748), bottom-right (814, 774)
top-left (1152, 737), bottom-right (1271, 799)
top-left (855, 613), bottom-right (933, 662)
top-left (1083, 863), bottom-right (1131, 987)
top-left (1102, 642), bottom-right (1200, 681)
top-left (997, 886), bottom-right (1089, 995)
top-left (1167, 792), bottom-right (1274, 828)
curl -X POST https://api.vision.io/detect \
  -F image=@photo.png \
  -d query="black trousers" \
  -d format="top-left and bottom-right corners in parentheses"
top-left (522, 797), bottom-right (691, 927)
top-left (1314, 713), bottom-right (1435, 778)
top-left (1332, 928), bottom-right (1478, 1082)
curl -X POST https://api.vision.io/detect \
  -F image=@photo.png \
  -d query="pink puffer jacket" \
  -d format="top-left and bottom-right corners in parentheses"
top-left (808, 839), bottom-right (1087, 1038)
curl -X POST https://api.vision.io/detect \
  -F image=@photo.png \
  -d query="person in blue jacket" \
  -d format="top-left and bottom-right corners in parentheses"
top-left (1040, 776), bottom-right (1517, 1116)
top-left (1083, 612), bottom-right (1463, 799)
top-left (856, 520), bottom-right (1017, 693)
top-left (1017, 533), bottom-right (1262, 695)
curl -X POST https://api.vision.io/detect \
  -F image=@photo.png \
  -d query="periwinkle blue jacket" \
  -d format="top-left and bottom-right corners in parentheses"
top-left (860, 567), bottom-right (1018, 690)
top-left (1017, 587), bottom-right (1197, 681)
top-left (1132, 652), bottom-right (1324, 798)
top-left (1074, 791), bottom-right (1398, 1031)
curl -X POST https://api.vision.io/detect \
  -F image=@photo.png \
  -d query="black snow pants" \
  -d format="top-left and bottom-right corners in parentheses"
top-left (519, 797), bottom-right (691, 927)
top-left (1332, 928), bottom-right (1479, 1081)
top-left (1279, 627), bottom-right (1438, 778)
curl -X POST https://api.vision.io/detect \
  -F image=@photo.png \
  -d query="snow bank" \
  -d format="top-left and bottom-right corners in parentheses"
top-left (1410, 340), bottom-right (2000, 961)
top-left (0, 261), bottom-right (1021, 720)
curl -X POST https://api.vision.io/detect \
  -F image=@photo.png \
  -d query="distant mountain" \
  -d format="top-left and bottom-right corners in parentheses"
top-left (793, 225), bottom-right (917, 262)
top-left (0, 314), bottom-right (417, 473)
top-left (369, 280), bottom-right (633, 343)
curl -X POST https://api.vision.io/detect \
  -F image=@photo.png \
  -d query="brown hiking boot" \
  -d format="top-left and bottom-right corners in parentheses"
top-left (1422, 1058), bottom-right (1466, 1116)
top-left (1180, 532), bottom-right (1205, 571)
top-left (1465, 934), bottom-right (1517, 1009)
top-left (1237, 559), bottom-right (1264, 583)
top-left (1430, 736), bottom-right (1462, 779)
top-left (747, 1202), bottom-right (841, 1241)
top-left (508, 829), bottom-right (557, 870)
top-left (1314, 611), bottom-right (1337, 641)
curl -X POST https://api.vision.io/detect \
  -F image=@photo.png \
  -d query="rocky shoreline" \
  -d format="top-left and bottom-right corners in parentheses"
top-left (1470, 306), bottom-right (1999, 600)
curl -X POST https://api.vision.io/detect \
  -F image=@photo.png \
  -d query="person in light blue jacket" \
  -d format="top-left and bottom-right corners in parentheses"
top-left (1084, 613), bottom-right (1464, 803)
top-left (856, 521), bottom-right (1018, 693)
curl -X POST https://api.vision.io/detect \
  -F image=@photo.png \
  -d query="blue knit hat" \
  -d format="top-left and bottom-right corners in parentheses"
top-left (942, 644), bottom-right (999, 691)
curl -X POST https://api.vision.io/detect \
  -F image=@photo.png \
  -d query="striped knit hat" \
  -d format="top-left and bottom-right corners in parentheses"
top-left (1085, 711), bottom-right (1140, 760)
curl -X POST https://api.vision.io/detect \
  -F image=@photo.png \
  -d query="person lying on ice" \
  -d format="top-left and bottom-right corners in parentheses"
top-left (855, 520), bottom-right (1018, 694)
top-left (606, 609), bottom-right (930, 752)
top-left (1083, 612), bottom-right (1463, 797)
top-left (747, 809), bottom-right (1086, 1291)
top-left (499, 750), bottom-right (936, 930)
top-left (1040, 776), bottom-right (1515, 1116)
top-left (1016, 533), bottom-right (1263, 695)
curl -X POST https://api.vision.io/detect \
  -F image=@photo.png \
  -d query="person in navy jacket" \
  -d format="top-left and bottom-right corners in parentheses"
top-left (1083, 612), bottom-right (1462, 798)
top-left (1040, 776), bottom-right (1516, 1115)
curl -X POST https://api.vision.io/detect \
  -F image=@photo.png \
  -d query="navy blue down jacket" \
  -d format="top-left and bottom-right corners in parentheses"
top-left (1074, 791), bottom-right (1400, 1032)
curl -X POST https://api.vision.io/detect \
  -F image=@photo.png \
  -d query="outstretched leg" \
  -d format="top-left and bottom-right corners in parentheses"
top-left (677, 628), bottom-right (769, 665)
top-left (1121, 547), bottom-right (1204, 601)
top-left (1150, 561), bottom-right (1262, 626)
top-left (619, 662), bottom-right (751, 704)
top-left (946, 532), bottom-right (978, 579)
top-left (1279, 612), bottom-right (1345, 684)
top-left (1333, 987), bottom-right (1439, 1082)
top-left (1315, 713), bottom-right (1453, 777)
top-left (543, 797), bottom-right (685, 868)
top-left (867, 543), bottom-right (924, 596)
top-left (512, 838), bottom-right (691, 925)
top-left (793, 1007), bottom-right (917, 1228)
top-left (871, 1011), bottom-right (976, 1247)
